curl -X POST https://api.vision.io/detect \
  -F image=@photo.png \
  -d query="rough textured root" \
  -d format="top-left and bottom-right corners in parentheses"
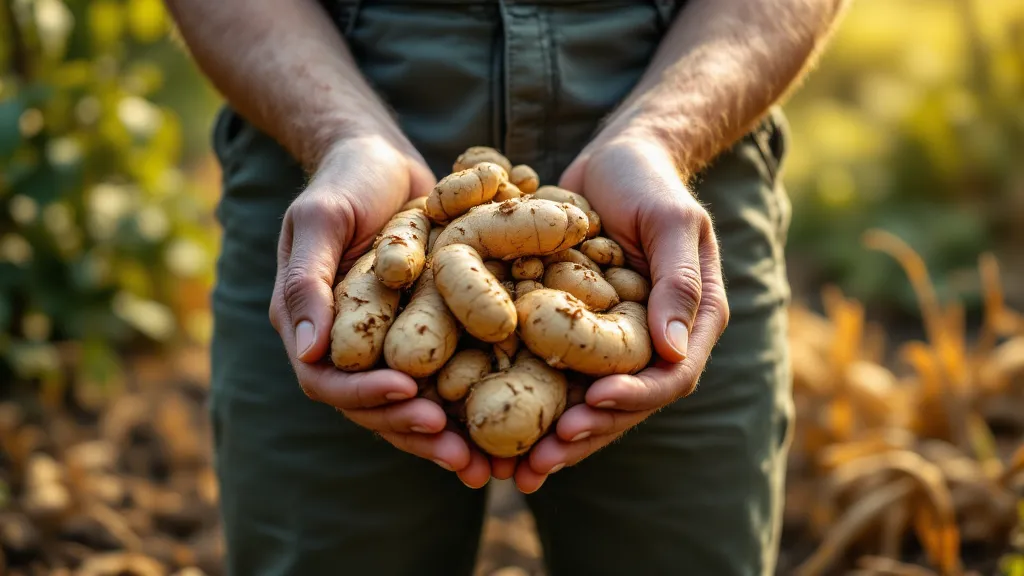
top-left (493, 180), bottom-right (524, 202)
top-left (330, 252), bottom-right (401, 371)
top-left (586, 210), bottom-right (601, 238)
top-left (515, 280), bottom-right (544, 299)
top-left (452, 146), bottom-right (512, 174)
top-left (604, 267), bottom-right (650, 302)
top-left (509, 164), bottom-right (539, 194)
top-left (426, 162), bottom-right (506, 224)
top-left (382, 269), bottom-right (460, 378)
top-left (465, 352), bottom-right (568, 457)
top-left (401, 196), bottom-right (427, 212)
top-left (373, 208), bottom-right (430, 289)
top-left (580, 237), bottom-right (625, 267)
top-left (515, 289), bottom-right (652, 376)
top-left (511, 257), bottom-right (544, 281)
top-left (493, 332), bottom-right (520, 371)
top-left (427, 226), bottom-right (443, 254)
top-left (484, 260), bottom-right (510, 282)
top-left (542, 262), bottom-right (620, 312)
top-left (432, 244), bottom-right (518, 343)
top-left (432, 197), bottom-right (589, 261)
top-left (437, 349), bottom-right (493, 401)
top-left (542, 248), bottom-right (601, 273)
top-left (501, 280), bottom-right (516, 297)
top-left (533, 185), bottom-right (591, 212)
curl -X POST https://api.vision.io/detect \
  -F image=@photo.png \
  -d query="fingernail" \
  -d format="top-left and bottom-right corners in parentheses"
top-left (595, 400), bottom-right (616, 409)
top-left (386, 392), bottom-right (412, 401)
top-left (522, 476), bottom-right (547, 494)
top-left (571, 431), bottom-right (591, 442)
top-left (667, 320), bottom-right (689, 359)
top-left (547, 463), bottom-right (565, 474)
top-left (411, 425), bottom-right (431, 434)
top-left (433, 459), bottom-right (453, 471)
top-left (462, 477), bottom-right (488, 489)
top-left (296, 321), bottom-right (315, 357)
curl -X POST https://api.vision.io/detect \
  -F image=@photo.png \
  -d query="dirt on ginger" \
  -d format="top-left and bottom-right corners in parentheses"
top-left (330, 251), bottom-right (401, 372)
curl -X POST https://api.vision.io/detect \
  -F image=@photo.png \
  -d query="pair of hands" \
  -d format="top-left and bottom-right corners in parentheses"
top-left (268, 133), bottom-right (730, 493)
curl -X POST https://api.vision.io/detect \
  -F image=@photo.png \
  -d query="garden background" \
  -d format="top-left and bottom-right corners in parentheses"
top-left (1, 0), bottom-right (1023, 574)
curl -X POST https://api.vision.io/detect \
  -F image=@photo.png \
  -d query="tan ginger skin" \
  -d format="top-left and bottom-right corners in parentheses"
top-left (382, 269), bottom-right (460, 378)
top-left (603, 267), bottom-right (651, 302)
top-left (515, 289), bottom-right (652, 376)
top-left (426, 162), bottom-right (506, 224)
top-left (465, 352), bottom-right (568, 458)
top-left (542, 262), bottom-right (620, 312)
top-left (484, 260), bottom-right (510, 282)
top-left (437, 348), bottom-right (492, 402)
top-left (585, 210), bottom-right (602, 238)
top-left (508, 164), bottom-right (539, 194)
top-left (432, 244), bottom-right (517, 343)
top-left (511, 257), bottom-right (544, 280)
top-left (533, 185), bottom-right (591, 212)
top-left (515, 280), bottom-right (544, 299)
top-left (432, 197), bottom-right (589, 261)
top-left (493, 331), bottom-right (520, 370)
top-left (493, 180), bottom-right (524, 202)
top-left (542, 248), bottom-right (601, 274)
top-left (401, 196), bottom-right (428, 212)
top-left (330, 251), bottom-right (401, 371)
top-left (580, 237), bottom-right (626, 267)
top-left (452, 146), bottom-right (513, 174)
top-left (373, 208), bottom-right (430, 289)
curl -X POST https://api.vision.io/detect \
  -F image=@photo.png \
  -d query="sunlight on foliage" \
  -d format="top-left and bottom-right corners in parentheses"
top-left (0, 0), bottom-right (220, 390)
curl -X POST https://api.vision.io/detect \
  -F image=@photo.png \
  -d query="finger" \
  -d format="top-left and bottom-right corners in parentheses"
top-left (298, 363), bottom-right (418, 410)
top-left (377, 430), bottom-right (472, 472)
top-left (553, 404), bottom-right (653, 443)
top-left (527, 431), bottom-right (621, 476)
top-left (641, 200), bottom-right (705, 364)
top-left (456, 449), bottom-right (492, 489)
top-left (342, 398), bottom-right (447, 434)
top-left (490, 457), bottom-right (517, 481)
top-left (513, 460), bottom-right (549, 494)
top-left (278, 194), bottom-right (356, 364)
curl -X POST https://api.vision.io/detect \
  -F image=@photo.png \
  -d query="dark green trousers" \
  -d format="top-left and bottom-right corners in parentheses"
top-left (208, 0), bottom-right (795, 574)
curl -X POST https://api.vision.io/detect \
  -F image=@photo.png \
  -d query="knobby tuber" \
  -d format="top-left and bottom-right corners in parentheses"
top-left (515, 289), bottom-right (652, 376)
top-left (330, 251), bottom-right (401, 371)
top-left (432, 244), bottom-right (517, 343)
top-left (432, 197), bottom-right (589, 261)
top-left (465, 353), bottom-right (568, 458)
top-left (373, 208), bottom-right (430, 289)
top-left (383, 269), bottom-right (459, 377)
top-left (327, 145), bottom-right (658, 460)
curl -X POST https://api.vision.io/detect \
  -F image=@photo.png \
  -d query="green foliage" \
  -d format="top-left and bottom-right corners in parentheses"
top-left (781, 0), bottom-right (1024, 312)
top-left (0, 0), bottom-right (221, 389)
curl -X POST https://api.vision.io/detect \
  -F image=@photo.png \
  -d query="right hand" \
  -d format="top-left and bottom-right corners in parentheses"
top-left (268, 135), bottom-right (492, 487)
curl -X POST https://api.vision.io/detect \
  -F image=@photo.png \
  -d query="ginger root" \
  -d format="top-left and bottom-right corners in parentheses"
top-left (432, 197), bottom-right (589, 261)
top-left (580, 237), bottom-right (625, 267)
top-left (426, 162), bottom-right (506, 224)
top-left (465, 352), bottom-right (567, 458)
top-left (604, 267), bottom-right (650, 302)
top-left (437, 349), bottom-right (492, 401)
top-left (432, 244), bottom-right (517, 343)
top-left (515, 289), bottom-right (651, 376)
top-left (374, 208), bottom-right (430, 289)
top-left (330, 252), bottom-right (401, 371)
top-left (383, 269), bottom-right (459, 377)
top-left (542, 262), bottom-right (620, 312)
top-left (452, 146), bottom-right (512, 174)
top-left (511, 257), bottom-right (544, 281)
top-left (509, 164), bottom-right (539, 194)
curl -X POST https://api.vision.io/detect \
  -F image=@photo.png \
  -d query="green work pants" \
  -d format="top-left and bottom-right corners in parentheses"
top-left (208, 0), bottom-right (795, 574)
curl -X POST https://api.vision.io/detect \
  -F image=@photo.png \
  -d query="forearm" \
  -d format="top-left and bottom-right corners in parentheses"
top-left (600, 0), bottom-right (850, 179)
top-left (164, 0), bottom-right (411, 171)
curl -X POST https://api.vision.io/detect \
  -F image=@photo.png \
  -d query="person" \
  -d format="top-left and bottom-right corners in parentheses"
top-left (164, 0), bottom-right (849, 574)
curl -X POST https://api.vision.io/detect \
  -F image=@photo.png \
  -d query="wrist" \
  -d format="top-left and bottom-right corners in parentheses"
top-left (588, 111), bottom-right (697, 180)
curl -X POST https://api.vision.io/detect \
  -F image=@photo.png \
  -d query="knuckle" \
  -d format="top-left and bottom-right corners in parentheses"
top-left (672, 265), bottom-right (703, 311)
top-left (281, 266), bottom-right (321, 312)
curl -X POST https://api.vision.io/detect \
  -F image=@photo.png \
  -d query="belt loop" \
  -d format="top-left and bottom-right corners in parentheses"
top-left (653, 0), bottom-right (677, 28)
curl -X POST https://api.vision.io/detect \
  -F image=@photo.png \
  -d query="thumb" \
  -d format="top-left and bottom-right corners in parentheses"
top-left (643, 201), bottom-right (710, 364)
top-left (275, 194), bottom-right (355, 364)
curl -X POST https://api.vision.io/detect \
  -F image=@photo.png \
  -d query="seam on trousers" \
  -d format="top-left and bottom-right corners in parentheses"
top-left (491, 24), bottom-right (505, 148)
top-left (540, 8), bottom-right (557, 178)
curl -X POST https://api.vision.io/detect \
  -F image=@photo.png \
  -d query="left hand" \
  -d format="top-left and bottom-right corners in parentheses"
top-left (506, 135), bottom-right (731, 493)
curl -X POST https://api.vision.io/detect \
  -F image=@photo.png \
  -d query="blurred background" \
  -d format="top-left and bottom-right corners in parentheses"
top-left (0, 0), bottom-right (1022, 575)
